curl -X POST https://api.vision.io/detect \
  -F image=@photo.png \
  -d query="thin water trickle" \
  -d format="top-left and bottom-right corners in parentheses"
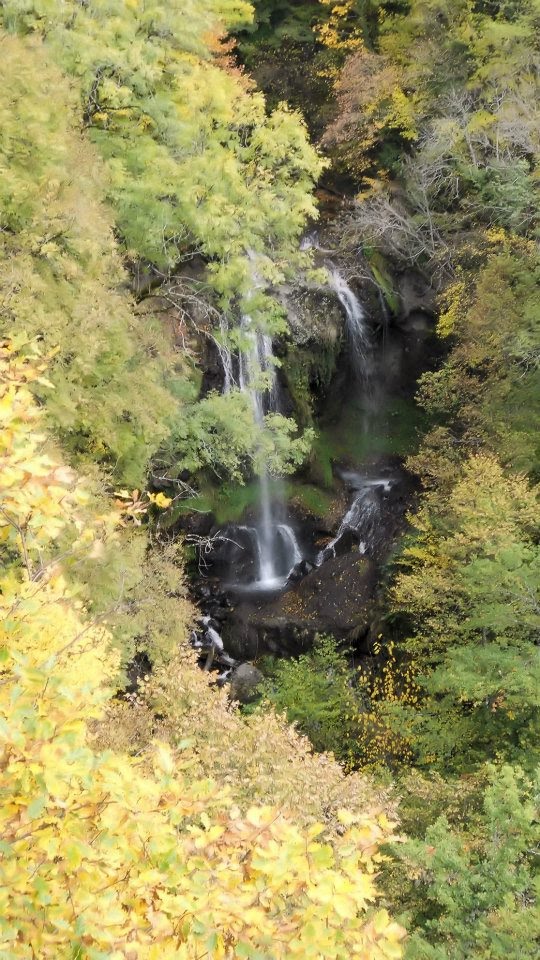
top-left (327, 267), bottom-right (371, 382)
top-left (316, 478), bottom-right (392, 566)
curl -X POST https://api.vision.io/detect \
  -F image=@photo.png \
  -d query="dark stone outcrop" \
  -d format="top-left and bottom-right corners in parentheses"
top-left (223, 553), bottom-right (377, 661)
top-left (394, 268), bottom-right (437, 328)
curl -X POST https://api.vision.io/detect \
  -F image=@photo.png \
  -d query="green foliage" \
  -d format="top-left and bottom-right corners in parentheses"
top-left (287, 480), bottom-right (336, 518)
top-left (281, 337), bottom-right (339, 427)
top-left (259, 636), bottom-right (362, 761)
top-left (163, 387), bottom-right (314, 482)
top-left (256, 635), bottom-right (421, 771)
top-left (1, 0), bottom-right (323, 312)
top-left (367, 251), bottom-right (400, 313)
top-left (238, 0), bottom-right (319, 45)
top-left (395, 765), bottom-right (540, 960)
top-left (415, 244), bottom-right (540, 477)
top-left (388, 455), bottom-right (540, 770)
top-left (99, 537), bottom-right (194, 670)
top-left (0, 35), bottom-right (175, 485)
top-left (0, 17), bottom-right (321, 490)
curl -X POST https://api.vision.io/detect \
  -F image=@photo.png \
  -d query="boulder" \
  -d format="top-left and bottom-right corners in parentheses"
top-left (229, 663), bottom-right (265, 704)
top-left (224, 553), bottom-right (377, 660)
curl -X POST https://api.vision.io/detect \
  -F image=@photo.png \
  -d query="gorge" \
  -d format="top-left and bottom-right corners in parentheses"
top-left (187, 231), bottom-right (437, 673)
top-left (2, 0), bottom-right (539, 956)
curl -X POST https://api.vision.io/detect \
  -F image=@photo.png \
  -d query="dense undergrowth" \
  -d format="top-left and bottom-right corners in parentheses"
top-left (1, 0), bottom-right (539, 957)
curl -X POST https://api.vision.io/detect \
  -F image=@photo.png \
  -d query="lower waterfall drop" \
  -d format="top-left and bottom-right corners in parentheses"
top-left (233, 317), bottom-right (303, 590)
top-left (316, 476), bottom-right (393, 566)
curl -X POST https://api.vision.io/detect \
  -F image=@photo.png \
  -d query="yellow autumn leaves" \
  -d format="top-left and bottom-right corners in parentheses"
top-left (0, 337), bottom-right (119, 686)
top-left (0, 338), bottom-right (83, 554)
top-left (0, 342), bottom-right (406, 957)
top-left (1, 669), bottom-right (405, 958)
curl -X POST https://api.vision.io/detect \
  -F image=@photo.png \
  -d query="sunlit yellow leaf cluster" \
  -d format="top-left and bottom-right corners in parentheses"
top-left (317, 0), bottom-right (364, 55)
top-left (0, 338), bottom-right (84, 557)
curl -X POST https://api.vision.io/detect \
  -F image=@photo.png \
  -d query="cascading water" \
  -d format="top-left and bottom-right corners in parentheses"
top-left (328, 267), bottom-right (371, 382)
top-left (277, 524), bottom-right (303, 568)
top-left (231, 316), bottom-right (302, 590)
top-left (301, 236), bottom-right (372, 379)
top-left (316, 269), bottom-right (396, 567)
top-left (317, 476), bottom-right (393, 565)
top-left (189, 233), bottom-right (430, 669)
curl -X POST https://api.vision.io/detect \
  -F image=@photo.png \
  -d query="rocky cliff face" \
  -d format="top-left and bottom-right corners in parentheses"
top-left (171, 210), bottom-right (439, 675)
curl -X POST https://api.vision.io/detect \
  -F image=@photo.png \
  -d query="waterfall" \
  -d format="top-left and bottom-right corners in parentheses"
top-left (328, 267), bottom-right (371, 381)
top-left (300, 231), bottom-right (372, 380)
top-left (277, 524), bottom-right (302, 568)
top-left (316, 477), bottom-right (392, 565)
top-left (234, 316), bottom-right (302, 590)
top-left (217, 315), bottom-right (234, 393)
top-left (214, 254), bottom-right (377, 588)
top-left (257, 467), bottom-right (278, 585)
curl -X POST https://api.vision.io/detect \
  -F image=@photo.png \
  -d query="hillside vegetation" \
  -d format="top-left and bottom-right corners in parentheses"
top-left (1, 0), bottom-right (539, 957)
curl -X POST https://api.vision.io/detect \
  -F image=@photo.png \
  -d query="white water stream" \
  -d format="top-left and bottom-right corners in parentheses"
top-left (328, 267), bottom-right (371, 381)
top-left (316, 477), bottom-right (393, 565)
top-left (317, 268), bottom-right (395, 564)
top-left (232, 315), bottom-right (302, 590)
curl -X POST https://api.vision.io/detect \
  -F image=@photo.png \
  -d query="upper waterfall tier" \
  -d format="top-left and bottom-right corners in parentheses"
top-left (327, 267), bottom-right (372, 382)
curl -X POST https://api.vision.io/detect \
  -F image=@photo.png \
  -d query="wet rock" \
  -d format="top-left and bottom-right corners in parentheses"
top-left (229, 663), bottom-right (265, 704)
top-left (222, 604), bottom-right (264, 662)
top-left (203, 524), bottom-right (260, 583)
top-left (278, 552), bottom-right (376, 638)
top-left (288, 558), bottom-right (315, 582)
top-left (223, 553), bottom-right (377, 660)
top-left (174, 510), bottom-right (214, 539)
top-left (395, 269), bottom-right (436, 327)
top-left (282, 286), bottom-right (344, 347)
